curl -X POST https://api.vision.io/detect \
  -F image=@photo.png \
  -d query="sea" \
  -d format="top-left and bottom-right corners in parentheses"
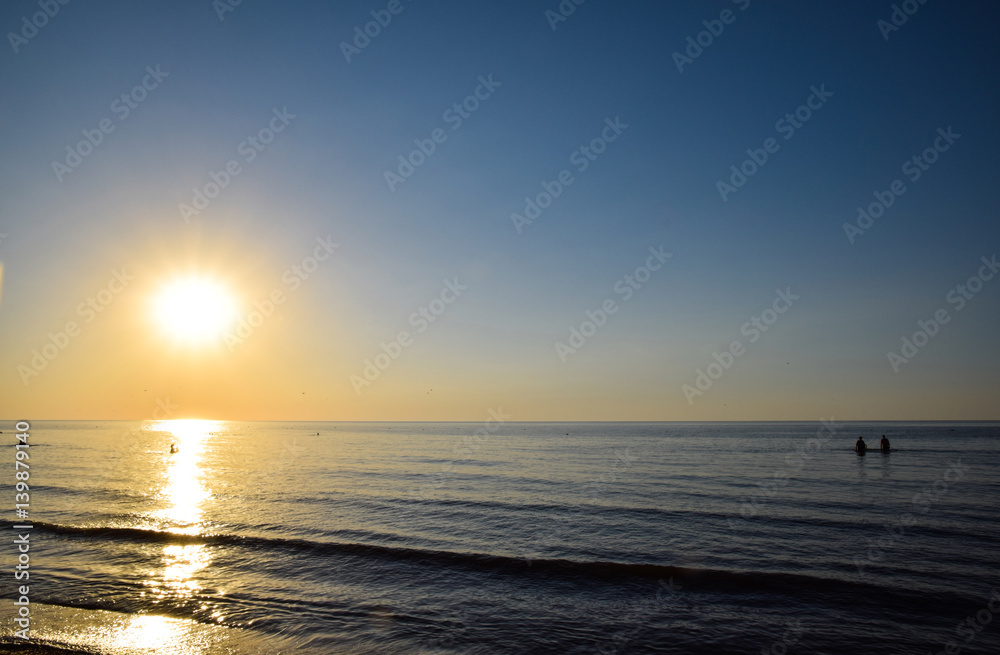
top-left (1, 420), bottom-right (998, 654)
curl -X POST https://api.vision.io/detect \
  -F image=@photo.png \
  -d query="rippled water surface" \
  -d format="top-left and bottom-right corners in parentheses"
top-left (2, 420), bottom-right (999, 654)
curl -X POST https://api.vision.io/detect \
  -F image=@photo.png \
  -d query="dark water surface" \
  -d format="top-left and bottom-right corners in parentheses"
top-left (2, 420), bottom-right (998, 654)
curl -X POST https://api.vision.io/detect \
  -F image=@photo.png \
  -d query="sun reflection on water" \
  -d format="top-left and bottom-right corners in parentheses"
top-left (108, 614), bottom-right (194, 650)
top-left (154, 419), bottom-right (216, 533)
top-left (161, 544), bottom-right (211, 595)
top-left (142, 419), bottom-right (222, 619)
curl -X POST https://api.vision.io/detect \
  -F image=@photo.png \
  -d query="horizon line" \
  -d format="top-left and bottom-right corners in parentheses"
top-left (5, 418), bottom-right (1000, 424)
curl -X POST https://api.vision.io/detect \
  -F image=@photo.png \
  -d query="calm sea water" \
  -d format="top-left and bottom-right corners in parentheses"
top-left (2, 420), bottom-right (999, 654)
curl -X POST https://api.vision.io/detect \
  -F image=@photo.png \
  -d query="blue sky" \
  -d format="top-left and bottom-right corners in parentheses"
top-left (0, 0), bottom-right (998, 420)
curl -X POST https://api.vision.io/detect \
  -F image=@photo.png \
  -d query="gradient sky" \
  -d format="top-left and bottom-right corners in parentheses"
top-left (1, 0), bottom-right (998, 420)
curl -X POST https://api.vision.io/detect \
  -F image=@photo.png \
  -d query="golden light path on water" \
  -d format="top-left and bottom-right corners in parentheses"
top-left (155, 419), bottom-right (214, 533)
top-left (102, 614), bottom-right (210, 653)
top-left (144, 420), bottom-right (224, 625)
top-left (34, 421), bottom-right (257, 654)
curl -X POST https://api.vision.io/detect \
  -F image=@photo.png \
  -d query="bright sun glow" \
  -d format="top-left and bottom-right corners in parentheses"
top-left (154, 278), bottom-right (237, 342)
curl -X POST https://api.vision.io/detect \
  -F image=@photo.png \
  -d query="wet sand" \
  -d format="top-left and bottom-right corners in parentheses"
top-left (0, 644), bottom-right (92, 655)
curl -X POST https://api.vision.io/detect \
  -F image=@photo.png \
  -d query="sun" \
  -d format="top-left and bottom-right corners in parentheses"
top-left (153, 277), bottom-right (237, 342)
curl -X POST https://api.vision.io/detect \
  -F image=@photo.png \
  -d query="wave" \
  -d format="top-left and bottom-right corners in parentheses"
top-left (0, 519), bottom-right (966, 606)
top-left (281, 494), bottom-right (996, 546)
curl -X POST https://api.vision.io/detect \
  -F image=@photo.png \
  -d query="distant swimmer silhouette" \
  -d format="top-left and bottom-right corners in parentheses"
top-left (855, 436), bottom-right (867, 455)
top-left (170, 444), bottom-right (178, 454)
top-left (880, 435), bottom-right (891, 453)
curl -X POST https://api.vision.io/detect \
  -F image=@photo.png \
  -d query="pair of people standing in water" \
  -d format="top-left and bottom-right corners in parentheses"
top-left (855, 435), bottom-right (890, 453)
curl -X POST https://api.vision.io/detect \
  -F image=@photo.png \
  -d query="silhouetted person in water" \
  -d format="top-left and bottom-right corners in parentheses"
top-left (855, 436), bottom-right (867, 453)
top-left (880, 435), bottom-right (890, 453)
